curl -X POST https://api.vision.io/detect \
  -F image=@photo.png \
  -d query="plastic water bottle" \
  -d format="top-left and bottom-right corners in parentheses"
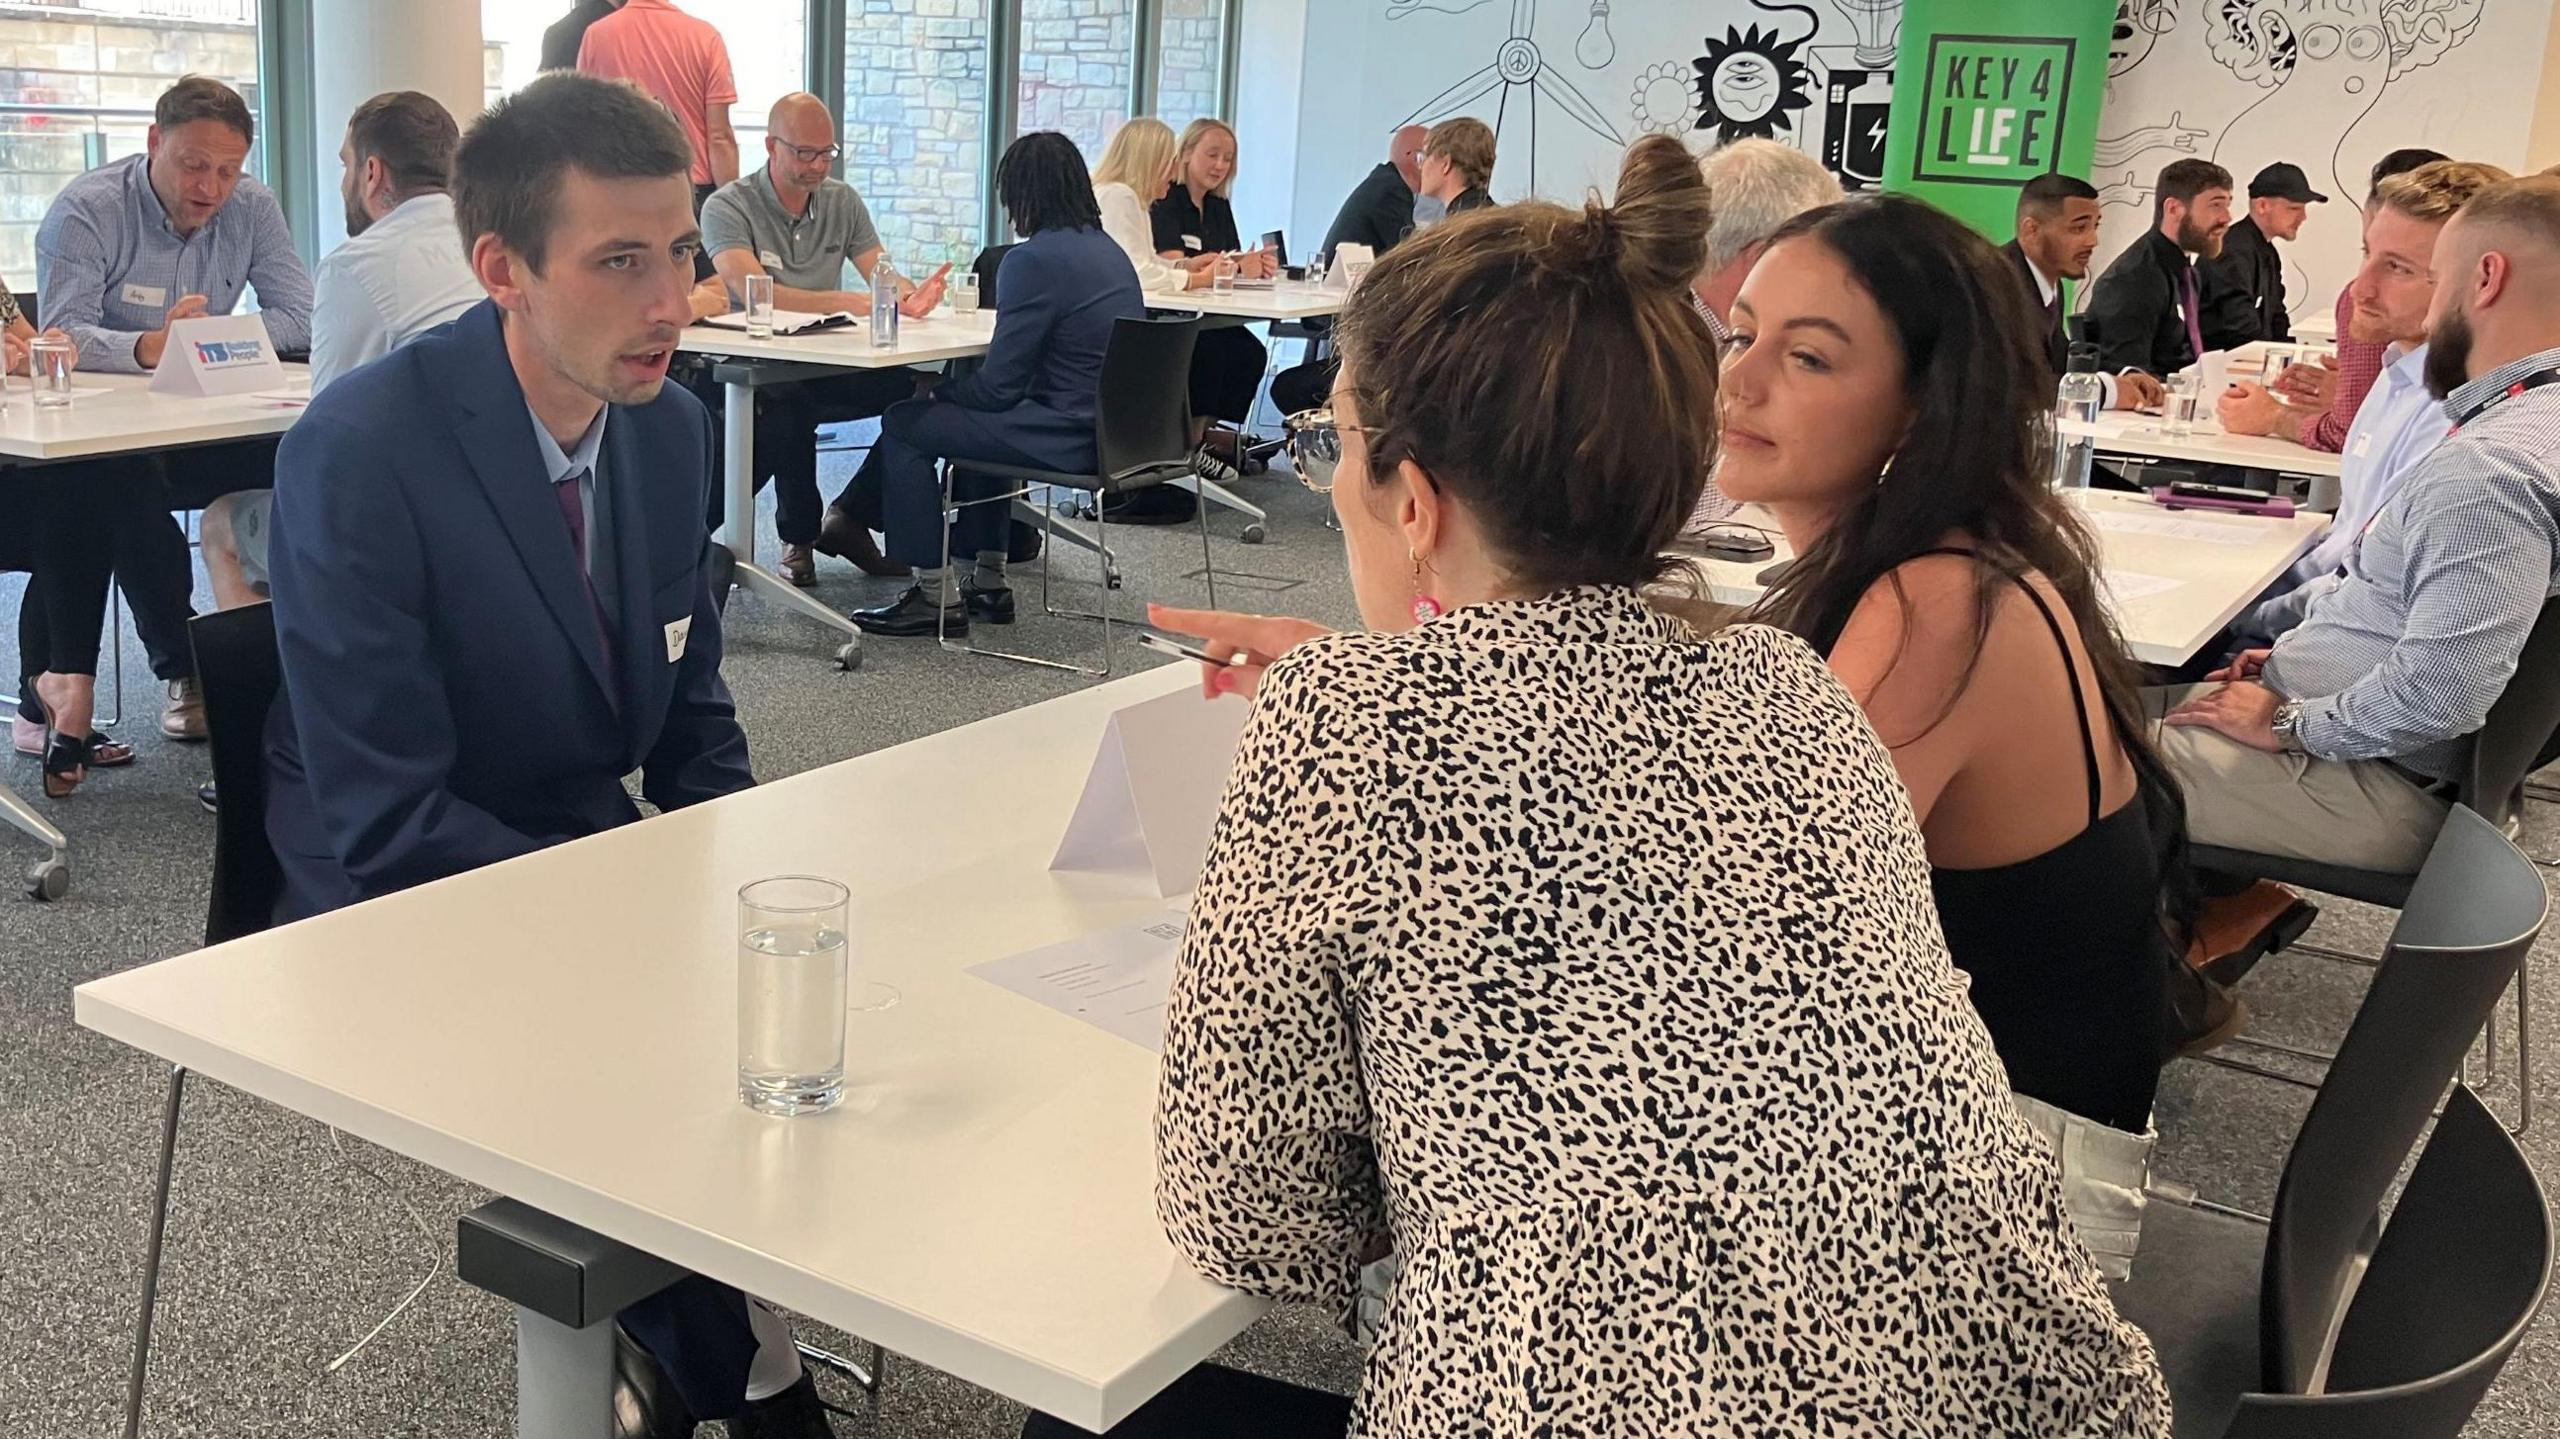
top-left (869, 257), bottom-right (900, 350)
top-left (2052, 341), bottom-right (2105, 489)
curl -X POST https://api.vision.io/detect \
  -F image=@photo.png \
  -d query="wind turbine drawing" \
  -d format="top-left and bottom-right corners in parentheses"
top-left (1394, 0), bottom-right (1624, 192)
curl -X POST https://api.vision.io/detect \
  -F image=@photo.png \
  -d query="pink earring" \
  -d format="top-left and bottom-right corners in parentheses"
top-left (1410, 550), bottom-right (1443, 623)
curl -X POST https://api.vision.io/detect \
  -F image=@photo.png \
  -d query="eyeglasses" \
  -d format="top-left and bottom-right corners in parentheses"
top-left (1281, 407), bottom-right (1375, 493)
top-left (774, 140), bottom-right (843, 165)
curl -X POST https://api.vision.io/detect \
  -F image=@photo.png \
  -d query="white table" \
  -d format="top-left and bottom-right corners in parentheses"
top-left (2081, 410), bottom-right (2344, 481)
top-left (76, 664), bottom-right (1269, 1433)
top-left (2, 369), bottom-right (310, 901)
top-left (1688, 489), bottom-right (2328, 666)
top-left (678, 289), bottom-right (1344, 663)
top-left (2293, 312), bottom-right (2338, 344)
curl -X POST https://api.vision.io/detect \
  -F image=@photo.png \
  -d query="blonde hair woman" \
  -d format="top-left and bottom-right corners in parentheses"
top-left (1152, 116), bottom-right (1274, 470)
top-left (1093, 118), bottom-right (1210, 293)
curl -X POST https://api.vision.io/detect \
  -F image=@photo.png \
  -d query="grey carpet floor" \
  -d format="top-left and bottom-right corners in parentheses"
top-left (2, 437), bottom-right (2554, 1435)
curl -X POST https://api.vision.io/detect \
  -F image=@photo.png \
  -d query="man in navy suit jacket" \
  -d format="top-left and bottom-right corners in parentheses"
top-left (264, 75), bottom-right (832, 1438)
top-left (846, 130), bottom-right (1145, 637)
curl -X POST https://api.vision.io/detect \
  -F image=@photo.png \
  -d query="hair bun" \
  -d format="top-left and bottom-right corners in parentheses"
top-left (1597, 135), bottom-right (1714, 295)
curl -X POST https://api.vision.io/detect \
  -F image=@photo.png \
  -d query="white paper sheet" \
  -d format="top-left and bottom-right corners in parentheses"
top-left (969, 905), bottom-right (1189, 1051)
top-left (2088, 510), bottom-right (2266, 547)
top-left (2101, 570), bottom-right (2183, 604)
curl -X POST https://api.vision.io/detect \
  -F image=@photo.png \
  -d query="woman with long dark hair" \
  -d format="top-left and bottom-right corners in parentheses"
top-left (1722, 191), bottom-right (2197, 1273)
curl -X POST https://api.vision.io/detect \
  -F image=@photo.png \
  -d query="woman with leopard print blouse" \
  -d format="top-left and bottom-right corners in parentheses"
top-left (1021, 138), bottom-right (2171, 1439)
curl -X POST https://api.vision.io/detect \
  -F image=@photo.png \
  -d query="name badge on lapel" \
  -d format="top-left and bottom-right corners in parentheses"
top-left (1181, 234), bottom-right (1203, 251)
top-left (121, 281), bottom-right (168, 308)
top-left (664, 615), bottom-right (693, 663)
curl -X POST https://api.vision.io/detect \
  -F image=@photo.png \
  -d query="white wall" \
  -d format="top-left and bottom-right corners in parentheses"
top-left (1271, 0), bottom-right (2557, 330)
top-left (309, 0), bottom-right (488, 253)
top-left (1235, 0), bottom-right (1310, 244)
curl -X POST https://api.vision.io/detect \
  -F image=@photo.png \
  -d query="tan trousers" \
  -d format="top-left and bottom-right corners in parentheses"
top-left (2145, 685), bottom-right (2452, 875)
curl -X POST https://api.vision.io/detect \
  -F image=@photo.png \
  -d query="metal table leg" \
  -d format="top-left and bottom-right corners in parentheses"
top-left (515, 1306), bottom-right (618, 1438)
top-left (715, 373), bottom-right (866, 669)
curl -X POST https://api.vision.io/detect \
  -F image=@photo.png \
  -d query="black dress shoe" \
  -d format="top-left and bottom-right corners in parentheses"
top-left (727, 1373), bottom-right (840, 1438)
top-left (962, 581), bottom-right (1016, 624)
top-left (851, 585), bottom-right (966, 638)
top-left (613, 1325), bottom-right (699, 1439)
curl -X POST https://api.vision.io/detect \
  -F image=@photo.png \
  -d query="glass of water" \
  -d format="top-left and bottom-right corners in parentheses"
top-left (2162, 371), bottom-right (2201, 437)
top-left (1212, 254), bottom-right (1239, 293)
top-left (737, 875), bottom-right (849, 1116)
top-left (28, 334), bottom-right (73, 409)
top-left (953, 271), bottom-right (981, 316)
top-left (741, 274), bottom-right (775, 340)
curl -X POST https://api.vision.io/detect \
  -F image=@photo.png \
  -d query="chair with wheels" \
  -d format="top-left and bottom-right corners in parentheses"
top-left (2193, 591), bottom-right (2560, 1131)
top-left (2120, 804), bottom-right (2551, 1436)
top-left (935, 314), bottom-right (1213, 677)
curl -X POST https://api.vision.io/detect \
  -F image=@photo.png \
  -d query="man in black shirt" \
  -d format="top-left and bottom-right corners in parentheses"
top-left (540, 0), bottom-right (622, 71)
top-left (2203, 161), bottom-right (2325, 343)
top-left (2085, 157), bottom-right (2235, 377)
top-left (1273, 125), bottom-right (1429, 416)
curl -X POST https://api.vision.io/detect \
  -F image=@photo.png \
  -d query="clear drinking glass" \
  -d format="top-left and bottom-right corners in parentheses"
top-left (29, 335), bottom-right (73, 409)
top-left (2163, 372), bottom-right (2201, 437)
top-left (737, 876), bottom-right (849, 1116)
top-left (1212, 254), bottom-right (1239, 293)
top-left (742, 274), bottom-right (775, 340)
top-left (953, 271), bottom-right (981, 315)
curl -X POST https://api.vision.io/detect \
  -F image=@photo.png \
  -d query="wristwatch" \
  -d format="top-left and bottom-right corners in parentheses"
top-left (2271, 700), bottom-right (2306, 753)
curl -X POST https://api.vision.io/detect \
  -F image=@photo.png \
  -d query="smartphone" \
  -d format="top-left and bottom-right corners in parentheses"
top-left (2167, 479), bottom-right (2272, 504)
top-left (1260, 230), bottom-right (1289, 267)
top-left (1137, 631), bottom-right (1239, 667)
top-left (1697, 531), bottom-right (1775, 562)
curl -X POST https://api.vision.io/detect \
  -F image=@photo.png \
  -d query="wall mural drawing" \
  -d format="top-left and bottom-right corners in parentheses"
top-left (1328, 0), bottom-right (2541, 263)
top-left (1395, 0), bottom-right (1626, 188)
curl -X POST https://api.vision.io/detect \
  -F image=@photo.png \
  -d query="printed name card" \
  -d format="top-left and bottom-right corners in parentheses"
top-left (150, 312), bottom-right (284, 398)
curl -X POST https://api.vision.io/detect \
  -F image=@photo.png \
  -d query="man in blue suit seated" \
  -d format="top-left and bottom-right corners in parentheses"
top-left (262, 73), bottom-right (832, 1439)
top-left (847, 130), bottom-right (1146, 637)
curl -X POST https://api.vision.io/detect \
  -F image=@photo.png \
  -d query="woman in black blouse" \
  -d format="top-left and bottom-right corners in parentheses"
top-left (1151, 118), bottom-right (1272, 478)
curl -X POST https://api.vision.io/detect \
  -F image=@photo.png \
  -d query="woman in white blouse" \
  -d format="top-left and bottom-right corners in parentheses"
top-left (1092, 117), bottom-right (1213, 293)
top-left (1016, 138), bottom-right (2171, 1438)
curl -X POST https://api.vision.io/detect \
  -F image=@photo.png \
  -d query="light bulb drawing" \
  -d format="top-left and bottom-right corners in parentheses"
top-left (1399, 0), bottom-right (1624, 191)
top-left (1575, 0), bottom-right (1615, 69)
top-left (1829, 0), bottom-right (1903, 69)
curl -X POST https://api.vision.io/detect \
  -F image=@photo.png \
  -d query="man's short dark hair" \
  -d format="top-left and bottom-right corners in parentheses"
top-left (156, 75), bottom-right (255, 147)
top-left (995, 131), bottom-right (1103, 238)
top-left (2018, 172), bottom-right (2098, 219)
top-left (2371, 147), bottom-right (2451, 193)
top-left (348, 92), bottom-right (461, 202)
top-left (2155, 158), bottom-right (2233, 218)
top-left (452, 72), bottom-right (692, 273)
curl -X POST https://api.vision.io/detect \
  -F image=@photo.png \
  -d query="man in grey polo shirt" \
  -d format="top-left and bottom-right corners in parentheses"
top-left (701, 91), bottom-right (945, 584)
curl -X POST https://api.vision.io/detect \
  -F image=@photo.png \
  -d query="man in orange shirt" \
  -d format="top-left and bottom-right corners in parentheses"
top-left (576, 0), bottom-right (740, 212)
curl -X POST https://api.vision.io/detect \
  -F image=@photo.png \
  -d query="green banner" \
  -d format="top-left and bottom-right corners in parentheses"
top-left (1880, 0), bottom-right (2114, 240)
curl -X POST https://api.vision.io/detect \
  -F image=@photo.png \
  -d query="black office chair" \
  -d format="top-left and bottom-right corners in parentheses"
top-left (2194, 591), bottom-right (2560, 1130)
top-left (2119, 805), bottom-right (2551, 1435)
top-left (934, 314), bottom-right (1211, 676)
top-left (970, 243), bottom-right (1014, 301)
top-left (187, 602), bottom-right (284, 946)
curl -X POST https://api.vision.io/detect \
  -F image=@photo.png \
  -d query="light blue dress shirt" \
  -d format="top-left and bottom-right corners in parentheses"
top-left (2240, 341), bottom-right (2448, 637)
top-left (33, 153), bottom-right (313, 374)
top-left (2261, 346), bottom-right (2560, 780)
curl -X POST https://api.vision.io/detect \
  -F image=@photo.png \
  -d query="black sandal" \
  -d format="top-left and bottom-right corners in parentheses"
top-left (41, 727), bottom-right (86, 799)
top-left (18, 679), bottom-right (131, 767)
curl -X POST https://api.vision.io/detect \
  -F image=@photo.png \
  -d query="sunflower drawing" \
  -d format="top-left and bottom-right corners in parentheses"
top-left (1630, 60), bottom-right (1698, 135)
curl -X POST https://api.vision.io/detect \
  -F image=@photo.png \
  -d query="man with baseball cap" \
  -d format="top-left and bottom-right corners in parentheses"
top-left (2204, 161), bottom-right (2327, 343)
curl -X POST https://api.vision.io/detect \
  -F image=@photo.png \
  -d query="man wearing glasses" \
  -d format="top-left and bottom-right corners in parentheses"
top-left (699, 92), bottom-right (947, 584)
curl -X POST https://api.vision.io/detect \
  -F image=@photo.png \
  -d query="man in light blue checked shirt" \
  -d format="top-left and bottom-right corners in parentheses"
top-left (2153, 175), bottom-right (2560, 878)
top-left (27, 75), bottom-right (312, 739)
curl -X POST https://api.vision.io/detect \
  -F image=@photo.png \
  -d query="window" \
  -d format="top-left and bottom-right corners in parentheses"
top-left (1013, 0), bottom-right (1130, 163)
top-left (841, 0), bottom-right (990, 272)
top-left (480, 0), bottom-right (805, 160)
top-left (0, 0), bottom-right (265, 292)
top-left (1149, 0), bottom-right (1223, 131)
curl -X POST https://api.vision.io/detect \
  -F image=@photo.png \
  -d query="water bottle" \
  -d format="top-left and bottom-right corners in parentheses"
top-left (2052, 341), bottom-right (2105, 490)
top-left (869, 257), bottom-right (900, 350)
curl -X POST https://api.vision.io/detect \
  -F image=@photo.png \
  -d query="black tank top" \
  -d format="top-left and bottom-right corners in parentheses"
top-left (1904, 552), bottom-right (2171, 1134)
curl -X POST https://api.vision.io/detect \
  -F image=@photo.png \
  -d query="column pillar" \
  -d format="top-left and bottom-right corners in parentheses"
top-left (307, 0), bottom-right (487, 252)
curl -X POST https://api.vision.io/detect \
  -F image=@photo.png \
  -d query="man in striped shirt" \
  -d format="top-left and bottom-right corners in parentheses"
top-left (31, 75), bottom-right (313, 739)
top-left (2154, 174), bottom-right (2560, 878)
